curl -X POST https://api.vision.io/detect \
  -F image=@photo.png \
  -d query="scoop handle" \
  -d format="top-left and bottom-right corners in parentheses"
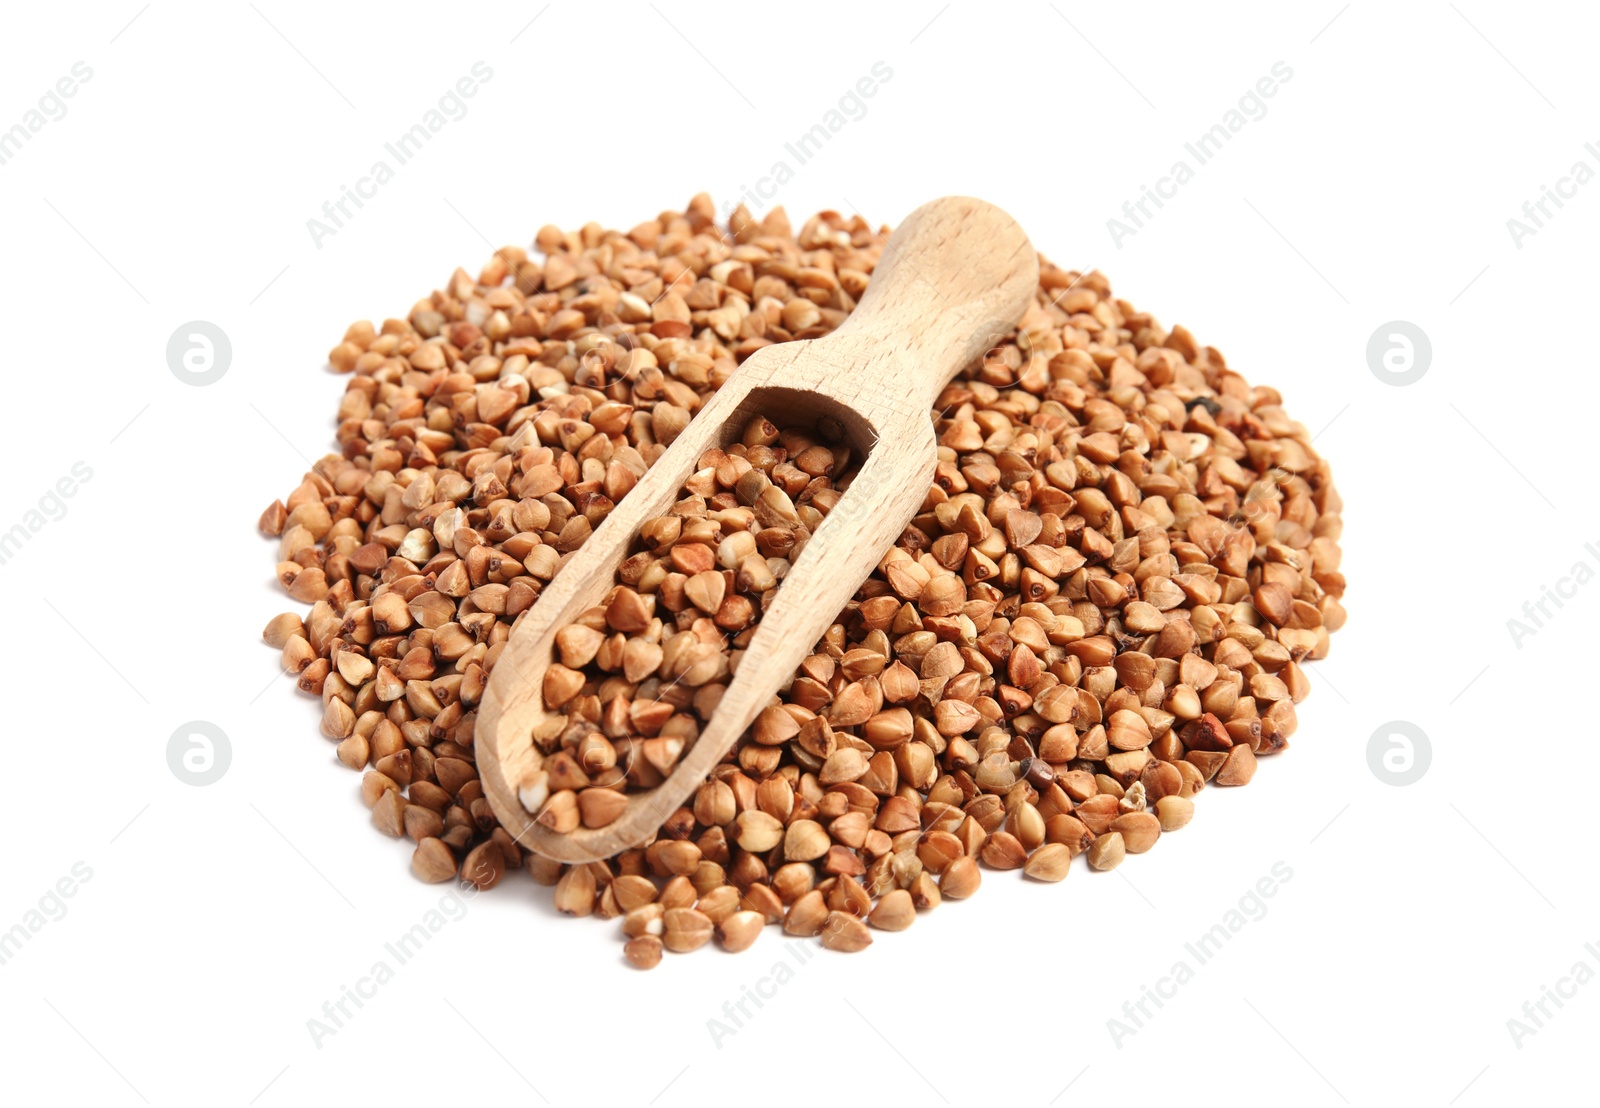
top-left (824, 196), bottom-right (1039, 418)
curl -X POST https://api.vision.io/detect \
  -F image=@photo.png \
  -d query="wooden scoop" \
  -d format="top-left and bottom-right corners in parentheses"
top-left (477, 196), bottom-right (1038, 863)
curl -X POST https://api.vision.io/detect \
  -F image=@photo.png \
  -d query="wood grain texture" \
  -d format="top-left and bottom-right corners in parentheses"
top-left (476, 196), bottom-right (1039, 863)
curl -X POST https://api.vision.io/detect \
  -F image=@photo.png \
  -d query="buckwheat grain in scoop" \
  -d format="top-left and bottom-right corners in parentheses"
top-left (523, 416), bottom-right (863, 834)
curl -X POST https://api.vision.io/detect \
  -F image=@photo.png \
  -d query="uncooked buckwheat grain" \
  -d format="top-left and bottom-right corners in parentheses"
top-left (260, 194), bottom-right (1345, 969)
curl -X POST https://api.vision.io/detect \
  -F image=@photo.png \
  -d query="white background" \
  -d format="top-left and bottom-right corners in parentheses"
top-left (1, 2), bottom-right (1593, 1105)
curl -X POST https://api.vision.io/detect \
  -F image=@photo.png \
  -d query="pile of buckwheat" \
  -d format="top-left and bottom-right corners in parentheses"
top-left (259, 194), bottom-right (1345, 969)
